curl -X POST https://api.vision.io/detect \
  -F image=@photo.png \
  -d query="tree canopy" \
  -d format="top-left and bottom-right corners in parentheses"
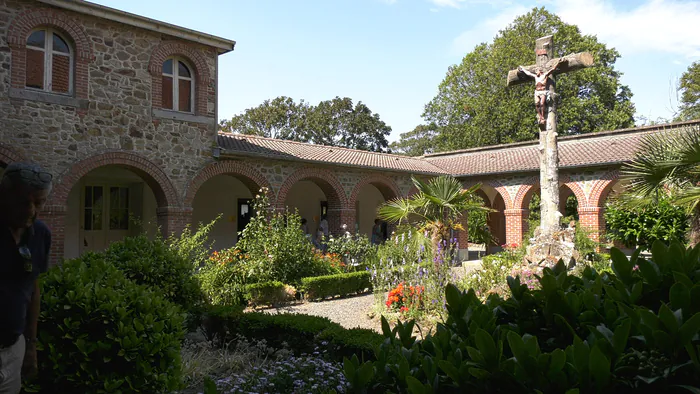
top-left (677, 61), bottom-right (700, 121)
top-left (400, 7), bottom-right (635, 154)
top-left (389, 123), bottom-right (439, 157)
top-left (219, 96), bottom-right (392, 152)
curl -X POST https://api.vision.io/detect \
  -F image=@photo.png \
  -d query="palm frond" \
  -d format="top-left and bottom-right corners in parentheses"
top-left (378, 198), bottom-right (425, 224)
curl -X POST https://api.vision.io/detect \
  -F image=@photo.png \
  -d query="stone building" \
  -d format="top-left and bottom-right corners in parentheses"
top-left (1, 0), bottom-right (698, 264)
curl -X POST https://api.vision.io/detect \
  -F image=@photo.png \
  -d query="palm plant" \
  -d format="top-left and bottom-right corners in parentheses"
top-left (378, 175), bottom-right (492, 264)
top-left (620, 125), bottom-right (700, 245)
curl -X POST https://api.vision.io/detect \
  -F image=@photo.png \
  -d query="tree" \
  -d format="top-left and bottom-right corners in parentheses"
top-left (378, 175), bottom-right (490, 266)
top-left (677, 61), bottom-right (700, 121)
top-left (620, 125), bottom-right (700, 246)
top-left (309, 97), bottom-right (391, 152)
top-left (219, 96), bottom-right (311, 141)
top-left (390, 123), bottom-right (439, 157)
top-left (420, 7), bottom-right (635, 152)
top-left (220, 96), bottom-right (392, 152)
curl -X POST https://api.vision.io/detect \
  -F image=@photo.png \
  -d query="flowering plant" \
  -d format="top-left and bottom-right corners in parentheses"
top-left (385, 282), bottom-right (424, 313)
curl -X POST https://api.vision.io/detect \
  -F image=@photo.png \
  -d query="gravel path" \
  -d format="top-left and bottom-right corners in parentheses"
top-left (257, 267), bottom-right (481, 333)
top-left (259, 292), bottom-right (382, 332)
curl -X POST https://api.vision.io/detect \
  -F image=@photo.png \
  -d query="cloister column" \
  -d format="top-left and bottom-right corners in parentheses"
top-left (504, 209), bottom-right (529, 246)
top-left (157, 206), bottom-right (193, 238)
top-left (578, 207), bottom-right (604, 243)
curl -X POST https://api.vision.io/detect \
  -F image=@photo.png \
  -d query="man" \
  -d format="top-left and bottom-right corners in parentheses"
top-left (0, 162), bottom-right (53, 394)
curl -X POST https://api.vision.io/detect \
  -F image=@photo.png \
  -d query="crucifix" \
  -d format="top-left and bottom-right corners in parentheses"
top-left (506, 35), bottom-right (594, 239)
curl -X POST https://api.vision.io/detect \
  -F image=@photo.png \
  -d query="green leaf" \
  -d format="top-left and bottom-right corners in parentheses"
top-left (679, 313), bottom-right (700, 346)
top-left (438, 360), bottom-right (461, 383)
top-left (670, 282), bottom-right (691, 312)
top-left (613, 319), bottom-right (631, 355)
top-left (507, 331), bottom-right (527, 361)
top-left (405, 375), bottom-right (425, 394)
top-left (381, 315), bottom-right (392, 338)
top-left (589, 345), bottom-right (611, 388)
top-left (611, 248), bottom-right (633, 284)
top-left (659, 303), bottom-right (680, 334)
top-left (474, 329), bottom-right (498, 367)
top-left (549, 348), bottom-right (566, 374)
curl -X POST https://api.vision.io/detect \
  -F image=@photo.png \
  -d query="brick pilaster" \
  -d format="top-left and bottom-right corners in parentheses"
top-left (579, 206), bottom-right (604, 243)
top-left (157, 206), bottom-right (193, 238)
top-left (328, 208), bottom-right (355, 236)
top-left (41, 204), bottom-right (67, 266)
top-left (504, 208), bottom-right (529, 246)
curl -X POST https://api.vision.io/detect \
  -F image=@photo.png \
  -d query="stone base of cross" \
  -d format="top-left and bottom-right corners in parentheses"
top-left (506, 35), bottom-right (594, 266)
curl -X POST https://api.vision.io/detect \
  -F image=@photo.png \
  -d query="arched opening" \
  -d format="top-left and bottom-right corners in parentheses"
top-left (191, 175), bottom-right (256, 250)
top-left (63, 166), bottom-right (160, 259)
top-left (559, 185), bottom-right (579, 224)
top-left (351, 178), bottom-right (399, 241)
top-left (470, 185), bottom-right (507, 255)
top-left (284, 180), bottom-right (332, 241)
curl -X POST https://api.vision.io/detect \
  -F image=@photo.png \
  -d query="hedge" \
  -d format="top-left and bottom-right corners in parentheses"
top-left (200, 306), bottom-right (382, 362)
top-left (300, 271), bottom-right (372, 300)
top-left (243, 281), bottom-right (293, 307)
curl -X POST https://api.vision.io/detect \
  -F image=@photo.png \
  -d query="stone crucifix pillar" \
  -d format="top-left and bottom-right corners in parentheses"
top-left (506, 35), bottom-right (594, 240)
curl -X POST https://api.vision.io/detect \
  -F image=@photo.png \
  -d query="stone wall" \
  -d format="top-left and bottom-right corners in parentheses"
top-left (0, 0), bottom-right (219, 202)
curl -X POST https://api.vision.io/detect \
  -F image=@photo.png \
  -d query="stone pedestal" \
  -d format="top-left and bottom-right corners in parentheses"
top-left (524, 224), bottom-right (580, 267)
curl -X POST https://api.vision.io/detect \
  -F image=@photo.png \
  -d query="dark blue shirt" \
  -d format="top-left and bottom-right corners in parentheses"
top-left (0, 219), bottom-right (51, 337)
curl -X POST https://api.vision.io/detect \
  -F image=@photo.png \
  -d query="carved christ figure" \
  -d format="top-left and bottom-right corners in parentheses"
top-left (518, 60), bottom-right (560, 125)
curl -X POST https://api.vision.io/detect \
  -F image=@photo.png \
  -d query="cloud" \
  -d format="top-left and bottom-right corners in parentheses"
top-left (429, 0), bottom-right (514, 9)
top-left (449, 0), bottom-right (700, 60)
top-left (450, 5), bottom-right (530, 55)
top-left (379, 0), bottom-right (398, 4)
top-left (554, 0), bottom-right (700, 59)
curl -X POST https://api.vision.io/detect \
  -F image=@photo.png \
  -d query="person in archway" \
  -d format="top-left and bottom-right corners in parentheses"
top-left (0, 163), bottom-right (53, 394)
top-left (371, 219), bottom-right (383, 245)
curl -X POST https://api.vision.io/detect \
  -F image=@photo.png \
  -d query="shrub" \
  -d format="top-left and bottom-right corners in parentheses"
top-left (459, 247), bottom-right (522, 298)
top-left (244, 281), bottom-right (295, 307)
top-left (301, 271), bottom-right (372, 300)
top-left (345, 240), bottom-right (700, 393)
top-left (105, 235), bottom-right (203, 311)
top-left (235, 190), bottom-right (338, 286)
top-left (31, 253), bottom-right (185, 393)
top-left (165, 215), bottom-right (219, 269)
top-left (197, 252), bottom-right (248, 307)
top-left (200, 308), bottom-right (382, 362)
top-left (605, 195), bottom-right (689, 251)
top-left (368, 228), bottom-right (455, 317)
top-left (326, 231), bottom-right (377, 270)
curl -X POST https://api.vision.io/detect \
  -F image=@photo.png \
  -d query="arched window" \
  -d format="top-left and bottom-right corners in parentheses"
top-left (161, 57), bottom-right (194, 113)
top-left (25, 29), bottom-right (72, 94)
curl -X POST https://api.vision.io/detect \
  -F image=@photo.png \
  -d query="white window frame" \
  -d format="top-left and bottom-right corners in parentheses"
top-left (25, 28), bottom-right (74, 95)
top-left (162, 57), bottom-right (195, 114)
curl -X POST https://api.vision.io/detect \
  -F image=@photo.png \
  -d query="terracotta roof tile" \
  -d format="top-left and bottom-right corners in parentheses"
top-left (424, 120), bottom-right (700, 176)
top-left (216, 120), bottom-right (700, 176)
top-left (217, 133), bottom-right (448, 174)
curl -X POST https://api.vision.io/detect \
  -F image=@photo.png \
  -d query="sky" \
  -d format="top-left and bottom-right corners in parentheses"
top-left (89, 0), bottom-right (700, 143)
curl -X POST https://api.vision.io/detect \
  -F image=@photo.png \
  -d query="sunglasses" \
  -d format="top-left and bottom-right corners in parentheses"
top-left (5, 168), bottom-right (53, 183)
top-left (18, 245), bottom-right (33, 273)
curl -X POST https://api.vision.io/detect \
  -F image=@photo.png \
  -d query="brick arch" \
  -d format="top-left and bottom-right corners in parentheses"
top-left (466, 179), bottom-right (515, 210)
top-left (348, 174), bottom-right (400, 207)
top-left (50, 152), bottom-right (180, 208)
top-left (276, 167), bottom-right (347, 210)
top-left (0, 145), bottom-right (25, 165)
top-left (8, 7), bottom-right (93, 100)
top-left (512, 176), bottom-right (540, 210)
top-left (559, 173), bottom-right (589, 207)
top-left (588, 170), bottom-right (621, 207)
top-left (184, 161), bottom-right (272, 206)
top-left (149, 42), bottom-right (212, 115)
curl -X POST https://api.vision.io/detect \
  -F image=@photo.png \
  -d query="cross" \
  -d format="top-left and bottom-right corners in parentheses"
top-left (506, 35), bottom-right (594, 239)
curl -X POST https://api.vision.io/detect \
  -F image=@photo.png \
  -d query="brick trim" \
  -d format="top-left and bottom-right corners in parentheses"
top-left (49, 151), bottom-right (180, 208)
top-left (148, 41), bottom-right (212, 116)
top-left (0, 144), bottom-right (26, 165)
top-left (512, 176), bottom-right (539, 210)
top-left (559, 173), bottom-right (589, 207)
top-left (183, 160), bottom-right (273, 206)
top-left (8, 7), bottom-right (93, 100)
top-left (276, 167), bottom-right (348, 211)
top-left (588, 170), bottom-right (620, 207)
top-left (465, 179), bottom-right (513, 209)
top-left (348, 174), bottom-right (400, 207)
